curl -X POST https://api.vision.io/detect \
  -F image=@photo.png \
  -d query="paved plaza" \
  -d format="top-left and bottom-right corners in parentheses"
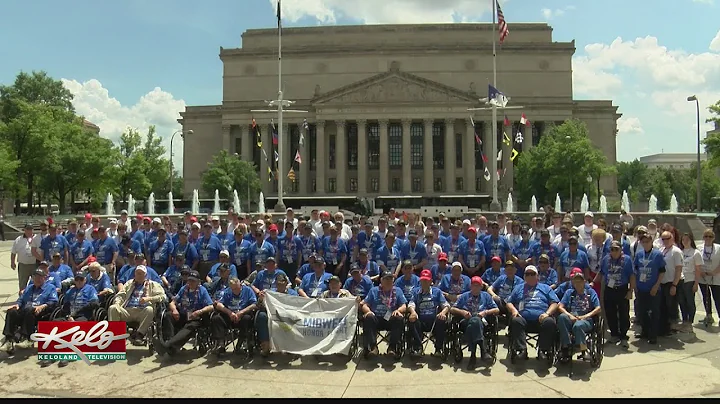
top-left (1, 241), bottom-right (720, 398)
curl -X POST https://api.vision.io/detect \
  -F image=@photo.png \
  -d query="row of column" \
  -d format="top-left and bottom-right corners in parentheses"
top-left (226, 118), bottom-right (534, 195)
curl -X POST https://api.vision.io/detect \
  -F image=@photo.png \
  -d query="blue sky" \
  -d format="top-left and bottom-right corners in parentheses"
top-left (1, 0), bottom-right (719, 165)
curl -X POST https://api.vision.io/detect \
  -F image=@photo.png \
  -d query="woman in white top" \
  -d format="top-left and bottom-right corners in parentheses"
top-left (698, 229), bottom-right (720, 325)
top-left (506, 221), bottom-right (522, 251)
top-left (679, 233), bottom-right (703, 331)
top-left (658, 231), bottom-right (684, 335)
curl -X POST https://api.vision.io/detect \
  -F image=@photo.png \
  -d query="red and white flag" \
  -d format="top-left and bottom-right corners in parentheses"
top-left (496, 0), bottom-right (509, 44)
top-left (294, 150), bottom-right (302, 164)
top-left (520, 113), bottom-right (531, 126)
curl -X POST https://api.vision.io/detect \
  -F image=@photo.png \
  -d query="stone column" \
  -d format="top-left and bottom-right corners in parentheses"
top-left (379, 119), bottom-right (389, 194)
top-left (483, 122), bottom-right (493, 193)
top-left (240, 125), bottom-right (251, 162)
top-left (336, 120), bottom-right (347, 194)
top-left (522, 123), bottom-right (532, 153)
top-left (222, 125), bottom-right (231, 153)
top-left (444, 118), bottom-right (455, 193)
top-left (423, 119), bottom-right (434, 194)
top-left (316, 120), bottom-right (326, 194)
top-left (402, 119), bottom-right (412, 194)
top-left (357, 120), bottom-right (368, 195)
top-left (465, 118), bottom-right (476, 193)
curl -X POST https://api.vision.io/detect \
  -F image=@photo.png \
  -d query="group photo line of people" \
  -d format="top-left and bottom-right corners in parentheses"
top-left (5, 206), bottom-right (720, 371)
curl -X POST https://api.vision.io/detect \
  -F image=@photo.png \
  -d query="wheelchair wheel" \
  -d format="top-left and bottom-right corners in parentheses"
top-left (591, 317), bottom-right (605, 368)
top-left (94, 307), bottom-right (108, 321)
top-left (49, 307), bottom-right (63, 320)
top-left (452, 335), bottom-right (463, 363)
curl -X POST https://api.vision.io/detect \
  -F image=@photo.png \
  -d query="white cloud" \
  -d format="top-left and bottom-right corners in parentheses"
top-left (711, 29), bottom-right (720, 52)
top-left (617, 116), bottom-right (644, 135)
top-left (541, 6), bottom-right (574, 20)
top-left (693, 0), bottom-right (714, 4)
top-left (273, 0), bottom-right (494, 24)
top-left (61, 78), bottom-right (186, 170)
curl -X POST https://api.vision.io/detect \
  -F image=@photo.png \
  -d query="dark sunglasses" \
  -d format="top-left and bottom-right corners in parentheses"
top-left (661, 237), bottom-right (671, 241)
top-left (704, 236), bottom-right (714, 239)
top-left (524, 272), bottom-right (537, 276)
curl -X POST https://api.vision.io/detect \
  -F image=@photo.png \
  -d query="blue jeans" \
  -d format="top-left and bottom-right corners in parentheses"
top-left (255, 310), bottom-right (270, 342)
top-left (558, 313), bottom-right (593, 347)
top-left (459, 317), bottom-right (484, 353)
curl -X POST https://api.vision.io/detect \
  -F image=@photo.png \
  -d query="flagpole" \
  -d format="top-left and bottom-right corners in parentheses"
top-left (276, 0), bottom-right (286, 211)
top-left (489, 0), bottom-right (501, 211)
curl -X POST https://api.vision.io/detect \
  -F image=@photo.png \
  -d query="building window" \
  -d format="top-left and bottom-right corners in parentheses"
top-left (476, 177), bottom-right (482, 192)
top-left (368, 123), bottom-right (379, 169)
top-left (370, 178), bottom-right (379, 192)
top-left (350, 178), bottom-right (358, 191)
top-left (291, 180), bottom-right (299, 193)
top-left (311, 179), bottom-right (316, 192)
top-left (474, 122), bottom-right (484, 170)
top-left (391, 177), bottom-right (401, 192)
top-left (532, 121), bottom-right (545, 147)
top-left (348, 123), bottom-right (358, 170)
top-left (329, 134), bottom-right (336, 170)
top-left (432, 123), bottom-right (444, 169)
top-left (410, 123), bottom-right (424, 169)
top-left (456, 177), bottom-right (464, 192)
top-left (389, 123), bottom-right (402, 169)
top-left (309, 125), bottom-right (317, 170)
top-left (328, 178), bottom-right (336, 193)
top-left (434, 177), bottom-right (443, 192)
top-left (234, 132), bottom-right (242, 157)
top-left (412, 177), bottom-right (422, 192)
top-left (455, 133), bottom-right (463, 168)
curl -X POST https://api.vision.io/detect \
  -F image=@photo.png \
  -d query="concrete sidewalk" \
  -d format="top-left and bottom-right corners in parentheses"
top-left (1, 240), bottom-right (719, 398)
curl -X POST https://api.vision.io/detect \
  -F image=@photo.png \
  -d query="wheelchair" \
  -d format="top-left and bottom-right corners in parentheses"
top-left (208, 310), bottom-right (258, 358)
top-left (446, 314), bottom-right (499, 365)
top-left (360, 313), bottom-right (406, 360)
top-left (156, 306), bottom-right (213, 356)
top-left (553, 314), bottom-right (605, 376)
top-left (507, 316), bottom-right (558, 367)
top-left (348, 308), bottom-right (363, 358)
top-left (405, 312), bottom-right (452, 360)
top-left (107, 294), bottom-right (164, 355)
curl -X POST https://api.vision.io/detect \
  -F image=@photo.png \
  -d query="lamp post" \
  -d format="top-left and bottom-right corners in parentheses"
top-left (587, 175), bottom-right (593, 210)
top-left (170, 129), bottom-right (192, 196)
top-left (688, 95), bottom-right (702, 212)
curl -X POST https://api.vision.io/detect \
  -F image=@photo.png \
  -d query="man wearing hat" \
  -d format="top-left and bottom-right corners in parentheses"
top-left (530, 230), bottom-right (559, 269)
top-left (205, 250), bottom-right (237, 284)
top-left (58, 271), bottom-right (100, 322)
top-left (439, 262), bottom-right (472, 304)
top-left (85, 261), bottom-right (115, 306)
top-left (576, 212), bottom-right (598, 245)
top-left (39, 223), bottom-right (69, 263)
top-left (173, 229), bottom-right (199, 271)
top-left (206, 263), bottom-right (234, 301)
top-left (407, 269), bottom-right (450, 357)
top-left (357, 221), bottom-right (381, 259)
top-left (506, 265), bottom-right (560, 360)
top-left (557, 268), bottom-right (602, 362)
top-left (211, 276), bottom-right (258, 354)
top-left (633, 233), bottom-right (666, 344)
top-left (162, 254), bottom-right (188, 290)
top-left (374, 233), bottom-right (401, 279)
top-left (156, 269), bottom-right (213, 356)
top-left (254, 273), bottom-right (297, 356)
top-left (2, 268), bottom-right (58, 354)
top-left (93, 226), bottom-right (119, 280)
top-left (558, 236), bottom-right (589, 283)
top-left (294, 253), bottom-right (318, 286)
top-left (48, 252), bottom-right (74, 293)
top-left (148, 227), bottom-right (174, 275)
top-left (440, 224), bottom-right (466, 264)
top-left (298, 223), bottom-right (320, 266)
top-left (487, 259), bottom-right (523, 317)
top-left (450, 276), bottom-right (499, 366)
top-left (298, 256), bottom-right (332, 298)
top-left (228, 226), bottom-right (251, 279)
top-left (117, 253), bottom-right (163, 291)
top-left (360, 270), bottom-right (408, 357)
top-left (430, 253), bottom-right (451, 285)
top-left (481, 256), bottom-right (506, 287)
top-left (322, 275), bottom-right (353, 298)
top-left (344, 263), bottom-right (374, 299)
top-left (356, 248), bottom-right (380, 283)
top-left (594, 241), bottom-right (634, 348)
top-left (63, 219), bottom-right (78, 244)
top-left (195, 222), bottom-right (223, 281)
top-left (482, 221), bottom-right (511, 268)
top-left (609, 224), bottom-right (631, 256)
top-left (11, 223), bottom-right (39, 293)
top-left (459, 227), bottom-right (486, 277)
top-left (251, 257), bottom-right (288, 293)
top-left (323, 224), bottom-right (348, 279)
top-left (399, 229), bottom-right (428, 275)
top-left (69, 229), bottom-right (94, 272)
top-left (110, 265), bottom-right (166, 344)
top-left (247, 229), bottom-right (276, 277)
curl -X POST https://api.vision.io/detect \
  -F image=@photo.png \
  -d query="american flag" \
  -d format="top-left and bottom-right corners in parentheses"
top-left (496, 0), bottom-right (509, 44)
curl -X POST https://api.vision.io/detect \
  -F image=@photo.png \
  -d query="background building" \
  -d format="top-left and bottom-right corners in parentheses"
top-left (639, 153), bottom-right (709, 170)
top-left (180, 23), bottom-right (621, 209)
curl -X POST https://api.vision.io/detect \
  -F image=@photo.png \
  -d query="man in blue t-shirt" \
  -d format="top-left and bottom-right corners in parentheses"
top-left (407, 269), bottom-right (449, 357)
top-left (633, 234), bottom-right (665, 344)
top-left (506, 265), bottom-right (560, 360)
top-left (594, 241), bottom-right (635, 348)
top-left (557, 269), bottom-right (602, 362)
top-left (449, 276), bottom-right (499, 368)
top-left (210, 277), bottom-right (257, 354)
top-left (361, 271), bottom-right (407, 357)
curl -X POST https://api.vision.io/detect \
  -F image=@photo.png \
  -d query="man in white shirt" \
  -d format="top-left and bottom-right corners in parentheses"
top-left (11, 223), bottom-right (38, 292)
top-left (334, 212), bottom-right (352, 241)
top-left (647, 219), bottom-right (660, 246)
top-left (546, 212), bottom-right (563, 240)
top-left (374, 217), bottom-right (388, 239)
top-left (659, 231), bottom-right (684, 334)
top-left (576, 212), bottom-right (597, 245)
top-left (284, 208), bottom-right (299, 231)
top-left (119, 209), bottom-right (132, 231)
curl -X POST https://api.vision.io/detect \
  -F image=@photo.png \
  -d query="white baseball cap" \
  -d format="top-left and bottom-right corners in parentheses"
top-left (135, 265), bottom-right (147, 274)
top-left (152, 217), bottom-right (162, 224)
top-left (452, 261), bottom-right (463, 269)
top-left (220, 249), bottom-right (230, 257)
top-left (584, 211), bottom-right (594, 218)
top-left (192, 222), bottom-right (202, 229)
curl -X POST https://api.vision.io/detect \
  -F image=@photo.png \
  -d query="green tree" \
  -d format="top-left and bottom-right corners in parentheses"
top-left (201, 150), bottom-right (261, 203)
top-left (140, 125), bottom-right (180, 196)
top-left (704, 99), bottom-right (720, 168)
top-left (0, 71), bottom-right (74, 214)
top-left (515, 119), bottom-right (612, 210)
top-left (112, 128), bottom-right (152, 203)
top-left (616, 160), bottom-right (648, 202)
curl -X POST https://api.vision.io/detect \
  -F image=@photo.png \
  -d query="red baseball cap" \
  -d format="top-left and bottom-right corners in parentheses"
top-left (142, 217), bottom-right (151, 223)
top-left (471, 276), bottom-right (483, 285)
top-left (570, 267), bottom-right (584, 278)
top-left (87, 256), bottom-right (97, 263)
top-left (419, 269), bottom-right (433, 282)
top-left (268, 224), bottom-right (278, 232)
top-left (467, 227), bottom-right (477, 234)
top-left (84, 213), bottom-right (92, 220)
top-left (191, 216), bottom-right (198, 222)
top-left (438, 252), bottom-right (448, 262)
top-left (490, 256), bottom-right (502, 263)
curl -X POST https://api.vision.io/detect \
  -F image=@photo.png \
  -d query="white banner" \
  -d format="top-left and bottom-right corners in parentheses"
top-left (264, 291), bottom-right (358, 356)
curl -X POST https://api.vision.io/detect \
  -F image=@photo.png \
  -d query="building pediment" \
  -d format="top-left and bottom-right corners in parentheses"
top-left (312, 69), bottom-right (480, 106)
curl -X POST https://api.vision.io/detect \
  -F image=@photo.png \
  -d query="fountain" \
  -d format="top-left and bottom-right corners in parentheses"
top-left (648, 194), bottom-right (658, 213)
top-left (233, 190), bottom-right (241, 213)
top-left (258, 192), bottom-right (266, 214)
top-left (670, 194), bottom-right (679, 213)
top-left (213, 189), bottom-right (221, 214)
top-left (554, 194), bottom-right (562, 213)
top-left (506, 194), bottom-right (514, 213)
top-left (147, 192), bottom-right (155, 216)
top-left (191, 189), bottom-right (200, 215)
top-left (580, 194), bottom-right (589, 213)
top-left (530, 195), bottom-right (538, 212)
top-left (168, 192), bottom-right (175, 215)
top-left (599, 195), bottom-right (608, 213)
top-left (127, 194), bottom-right (135, 216)
top-left (105, 193), bottom-right (115, 216)
top-left (621, 190), bottom-right (631, 213)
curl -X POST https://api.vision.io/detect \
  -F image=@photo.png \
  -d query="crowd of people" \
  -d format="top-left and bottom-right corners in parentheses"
top-left (4, 206), bottom-right (720, 370)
